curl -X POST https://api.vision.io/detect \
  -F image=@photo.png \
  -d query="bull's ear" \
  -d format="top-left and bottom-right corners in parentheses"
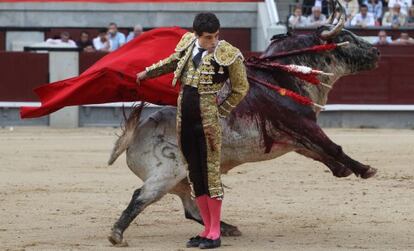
top-left (316, 26), bottom-right (335, 43)
top-left (316, 26), bottom-right (330, 36)
top-left (270, 32), bottom-right (291, 42)
top-left (317, 22), bottom-right (343, 41)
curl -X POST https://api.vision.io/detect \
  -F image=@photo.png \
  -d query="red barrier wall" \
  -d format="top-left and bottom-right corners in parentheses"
top-left (218, 28), bottom-right (251, 52)
top-left (1, 46), bottom-right (414, 104)
top-left (79, 52), bottom-right (107, 74)
top-left (0, 52), bottom-right (48, 102)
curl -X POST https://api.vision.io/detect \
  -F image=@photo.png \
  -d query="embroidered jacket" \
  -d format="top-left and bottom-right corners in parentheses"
top-left (145, 32), bottom-right (249, 118)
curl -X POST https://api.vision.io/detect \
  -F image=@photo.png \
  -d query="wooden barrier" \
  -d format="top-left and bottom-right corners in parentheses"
top-left (0, 52), bottom-right (48, 102)
top-left (1, 46), bottom-right (414, 104)
top-left (79, 52), bottom-right (106, 74)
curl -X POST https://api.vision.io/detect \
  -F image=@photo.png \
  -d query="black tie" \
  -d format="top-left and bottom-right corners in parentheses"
top-left (192, 47), bottom-right (206, 68)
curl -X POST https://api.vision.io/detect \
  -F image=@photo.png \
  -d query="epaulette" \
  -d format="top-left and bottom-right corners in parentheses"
top-left (213, 40), bottom-right (244, 66)
top-left (175, 32), bottom-right (196, 52)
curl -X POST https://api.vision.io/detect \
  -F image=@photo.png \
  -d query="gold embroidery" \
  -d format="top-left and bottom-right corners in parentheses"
top-left (213, 40), bottom-right (244, 66)
top-left (175, 32), bottom-right (196, 52)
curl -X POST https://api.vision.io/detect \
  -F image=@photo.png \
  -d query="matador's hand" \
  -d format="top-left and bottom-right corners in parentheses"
top-left (136, 71), bottom-right (147, 86)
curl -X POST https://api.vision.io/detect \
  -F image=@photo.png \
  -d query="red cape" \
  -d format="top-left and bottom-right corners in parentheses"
top-left (20, 27), bottom-right (187, 119)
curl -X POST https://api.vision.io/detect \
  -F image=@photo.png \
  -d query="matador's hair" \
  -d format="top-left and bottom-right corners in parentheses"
top-left (193, 12), bottom-right (220, 36)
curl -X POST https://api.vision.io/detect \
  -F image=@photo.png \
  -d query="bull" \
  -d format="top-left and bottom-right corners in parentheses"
top-left (107, 1), bottom-right (379, 246)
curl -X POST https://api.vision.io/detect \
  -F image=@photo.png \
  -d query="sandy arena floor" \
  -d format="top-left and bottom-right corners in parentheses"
top-left (0, 127), bottom-right (413, 251)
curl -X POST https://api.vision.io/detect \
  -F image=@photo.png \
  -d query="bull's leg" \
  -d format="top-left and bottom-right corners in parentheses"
top-left (108, 175), bottom-right (182, 246)
top-left (176, 185), bottom-right (242, 237)
top-left (295, 140), bottom-right (376, 179)
top-left (276, 112), bottom-right (377, 178)
top-left (295, 148), bottom-right (354, 177)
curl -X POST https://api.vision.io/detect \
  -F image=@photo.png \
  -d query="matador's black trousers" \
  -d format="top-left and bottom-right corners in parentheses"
top-left (180, 85), bottom-right (209, 197)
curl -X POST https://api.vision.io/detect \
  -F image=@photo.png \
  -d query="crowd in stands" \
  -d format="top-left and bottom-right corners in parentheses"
top-left (44, 22), bottom-right (144, 52)
top-left (290, 0), bottom-right (414, 29)
top-left (373, 30), bottom-right (414, 44)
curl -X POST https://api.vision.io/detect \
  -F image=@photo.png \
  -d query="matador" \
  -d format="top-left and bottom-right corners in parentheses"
top-left (136, 12), bottom-right (249, 249)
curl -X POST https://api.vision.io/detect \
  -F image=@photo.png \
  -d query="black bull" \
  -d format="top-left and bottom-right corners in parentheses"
top-left (107, 27), bottom-right (379, 246)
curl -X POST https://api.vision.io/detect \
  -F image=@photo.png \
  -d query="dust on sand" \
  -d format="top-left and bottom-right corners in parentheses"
top-left (0, 127), bottom-right (413, 251)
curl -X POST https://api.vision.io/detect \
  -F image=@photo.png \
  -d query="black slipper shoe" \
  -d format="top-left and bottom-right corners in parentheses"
top-left (186, 235), bottom-right (205, 248)
top-left (199, 237), bottom-right (221, 249)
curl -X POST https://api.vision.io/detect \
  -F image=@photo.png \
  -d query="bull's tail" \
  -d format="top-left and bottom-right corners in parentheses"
top-left (108, 102), bottom-right (146, 165)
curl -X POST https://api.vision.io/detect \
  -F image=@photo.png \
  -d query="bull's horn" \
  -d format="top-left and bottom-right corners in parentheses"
top-left (320, 0), bottom-right (345, 40)
top-left (336, 41), bottom-right (350, 47)
top-left (313, 103), bottom-right (325, 110)
top-left (326, 0), bottom-right (336, 24)
top-left (312, 70), bottom-right (334, 76)
top-left (320, 82), bottom-right (332, 89)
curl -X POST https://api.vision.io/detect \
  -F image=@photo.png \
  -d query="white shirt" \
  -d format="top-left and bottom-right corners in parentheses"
top-left (388, 0), bottom-right (412, 15)
top-left (288, 15), bottom-right (309, 28)
top-left (351, 12), bottom-right (376, 26)
top-left (93, 37), bottom-right (112, 51)
top-left (45, 38), bottom-right (76, 47)
top-left (192, 39), bottom-right (208, 59)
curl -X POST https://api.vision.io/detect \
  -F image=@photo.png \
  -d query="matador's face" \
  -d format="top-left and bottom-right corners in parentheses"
top-left (197, 30), bottom-right (219, 53)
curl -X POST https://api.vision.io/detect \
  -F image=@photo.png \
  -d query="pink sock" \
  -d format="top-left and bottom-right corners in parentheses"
top-left (195, 195), bottom-right (210, 238)
top-left (206, 197), bottom-right (222, 240)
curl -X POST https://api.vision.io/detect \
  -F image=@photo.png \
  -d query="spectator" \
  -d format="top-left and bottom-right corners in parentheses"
top-left (406, 6), bottom-right (414, 26)
top-left (289, 6), bottom-right (309, 28)
top-left (107, 22), bottom-right (126, 51)
top-left (45, 31), bottom-right (76, 47)
top-left (93, 28), bottom-right (112, 52)
top-left (302, 0), bottom-right (329, 16)
top-left (392, 32), bottom-right (414, 44)
top-left (387, 0), bottom-right (412, 16)
top-left (126, 24), bottom-right (143, 43)
top-left (338, 0), bottom-right (360, 22)
top-left (307, 6), bottom-right (327, 27)
top-left (351, 4), bottom-right (376, 27)
top-left (373, 30), bottom-right (393, 45)
top-left (382, 4), bottom-right (407, 28)
top-left (364, 0), bottom-right (383, 24)
top-left (76, 31), bottom-right (94, 52)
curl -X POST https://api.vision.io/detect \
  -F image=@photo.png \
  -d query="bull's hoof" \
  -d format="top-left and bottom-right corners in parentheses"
top-left (221, 227), bottom-right (242, 237)
top-left (108, 229), bottom-right (128, 247)
top-left (333, 167), bottom-right (354, 178)
top-left (361, 167), bottom-right (377, 179)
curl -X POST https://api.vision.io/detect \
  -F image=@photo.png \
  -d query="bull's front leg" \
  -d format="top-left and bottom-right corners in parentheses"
top-left (293, 127), bottom-right (377, 179)
top-left (295, 148), bottom-right (354, 178)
